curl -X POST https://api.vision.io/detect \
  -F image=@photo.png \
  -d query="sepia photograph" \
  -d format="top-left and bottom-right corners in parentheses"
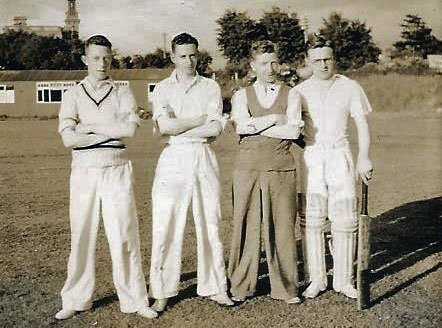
top-left (0, 0), bottom-right (441, 327)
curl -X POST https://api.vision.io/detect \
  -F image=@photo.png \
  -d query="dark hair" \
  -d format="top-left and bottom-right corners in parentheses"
top-left (250, 40), bottom-right (277, 59)
top-left (307, 34), bottom-right (333, 51)
top-left (85, 35), bottom-right (112, 50)
top-left (171, 33), bottom-right (198, 52)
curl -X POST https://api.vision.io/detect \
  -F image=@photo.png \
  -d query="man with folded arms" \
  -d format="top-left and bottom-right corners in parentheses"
top-left (56, 35), bottom-right (157, 320)
top-left (228, 40), bottom-right (304, 304)
top-left (149, 33), bottom-right (233, 312)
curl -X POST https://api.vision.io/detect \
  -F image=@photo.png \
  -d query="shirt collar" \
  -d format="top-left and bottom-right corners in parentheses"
top-left (254, 80), bottom-right (280, 94)
top-left (168, 69), bottom-right (201, 91)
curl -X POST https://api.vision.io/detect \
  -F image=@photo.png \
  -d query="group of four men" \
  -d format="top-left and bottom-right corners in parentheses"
top-left (55, 32), bottom-right (373, 320)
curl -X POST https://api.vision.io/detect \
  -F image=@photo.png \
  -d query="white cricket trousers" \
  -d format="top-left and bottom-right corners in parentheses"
top-left (301, 142), bottom-right (358, 289)
top-left (60, 160), bottom-right (149, 313)
top-left (150, 142), bottom-right (228, 299)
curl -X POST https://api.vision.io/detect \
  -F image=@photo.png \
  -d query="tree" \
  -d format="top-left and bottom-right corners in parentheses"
top-left (0, 30), bottom-right (85, 70)
top-left (259, 7), bottom-right (305, 64)
top-left (216, 8), bottom-right (306, 77)
top-left (144, 48), bottom-right (172, 68)
top-left (131, 54), bottom-right (145, 69)
top-left (393, 14), bottom-right (442, 58)
top-left (318, 12), bottom-right (381, 70)
top-left (197, 50), bottom-right (213, 76)
top-left (118, 56), bottom-right (133, 69)
top-left (216, 10), bottom-right (261, 65)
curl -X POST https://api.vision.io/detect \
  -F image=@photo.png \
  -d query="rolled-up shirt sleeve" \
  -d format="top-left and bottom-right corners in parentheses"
top-left (350, 81), bottom-right (372, 119)
top-left (58, 88), bottom-right (78, 134)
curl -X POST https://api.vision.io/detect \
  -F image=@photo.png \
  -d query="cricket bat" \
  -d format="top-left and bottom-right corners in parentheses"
top-left (357, 182), bottom-right (371, 310)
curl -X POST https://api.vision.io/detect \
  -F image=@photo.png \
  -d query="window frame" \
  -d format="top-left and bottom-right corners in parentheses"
top-left (36, 81), bottom-right (77, 104)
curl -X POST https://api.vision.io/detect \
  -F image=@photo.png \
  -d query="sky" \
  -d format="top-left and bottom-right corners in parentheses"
top-left (1, 0), bottom-right (441, 68)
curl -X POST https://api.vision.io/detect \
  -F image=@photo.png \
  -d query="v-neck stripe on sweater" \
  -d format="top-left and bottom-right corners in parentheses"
top-left (80, 83), bottom-right (114, 108)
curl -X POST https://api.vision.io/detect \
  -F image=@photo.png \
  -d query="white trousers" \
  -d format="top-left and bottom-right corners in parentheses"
top-left (301, 143), bottom-right (358, 288)
top-left (150, 143), bottom-right (228, 299)
top-left (61, 161), bottom-right (149, 313)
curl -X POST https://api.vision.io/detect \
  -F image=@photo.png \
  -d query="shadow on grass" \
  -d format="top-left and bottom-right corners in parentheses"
top-left (92, 294), bottom-right (118, 310)
top-left (92, 197), bottom-right (442, 311)
top-left (254, 196), bottom-right (442, 305)
top-left (368, 196), bottom-right (442, 306)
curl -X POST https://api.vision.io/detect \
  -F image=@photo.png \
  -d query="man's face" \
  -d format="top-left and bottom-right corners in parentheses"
top-left (308, 47), bottom-right (335, 80)
top-left (83, 44), bottom-right (112, 81)
top-left (251, 52), bottom-right (279, 84)
top-left (171, 43), bottom-right (198, 76)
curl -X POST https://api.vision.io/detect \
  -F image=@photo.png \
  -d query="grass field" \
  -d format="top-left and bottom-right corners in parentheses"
top-left (0, 109), bottom-right (441, 328)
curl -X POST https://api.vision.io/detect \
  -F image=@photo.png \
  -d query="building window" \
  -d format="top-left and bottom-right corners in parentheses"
top-left (115, 81), bottom-right (129, 87)
top-left (36, 81), bottom-right (76, 103)
top-left (0, 84), bottom-right (15, 103)
top-left (147, 83), bottom-right (156, 102)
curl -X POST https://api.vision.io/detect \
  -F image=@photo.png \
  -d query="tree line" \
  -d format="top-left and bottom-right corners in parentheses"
top-left (0, 9), bottom-right (440, 73)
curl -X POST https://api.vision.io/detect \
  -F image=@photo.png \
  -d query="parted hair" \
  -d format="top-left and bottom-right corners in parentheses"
top-left (85, 35), bottom-right (112, 50)
top-left (250, 40), bottom-right (277, 59)
top-left (171, 33), bottom-right (199, 52)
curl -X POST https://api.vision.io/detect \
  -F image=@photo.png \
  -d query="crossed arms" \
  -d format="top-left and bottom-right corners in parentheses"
top-left (58, 88), bottom-right (139, 148)
top-left (231, 87), bottom-right (303, 139)
top-left (153, 82), bottom-right (224, 139)
top-left (156, 111), bottom-right (223, 138)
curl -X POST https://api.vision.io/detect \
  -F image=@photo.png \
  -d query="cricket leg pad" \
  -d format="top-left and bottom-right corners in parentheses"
top-left (331, 219), bottom-right (358, 299)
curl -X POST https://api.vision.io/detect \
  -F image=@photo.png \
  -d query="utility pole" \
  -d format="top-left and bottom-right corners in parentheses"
top-left (162, 32), bottom-right (167, 59)
top-left (302, 16), bottom-right (309, 43)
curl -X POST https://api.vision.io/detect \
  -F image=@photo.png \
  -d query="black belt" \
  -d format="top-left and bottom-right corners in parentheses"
top-left (73, 144), bottom-right (126, 150)
top-left (73, 138), bottom-right (125, 151)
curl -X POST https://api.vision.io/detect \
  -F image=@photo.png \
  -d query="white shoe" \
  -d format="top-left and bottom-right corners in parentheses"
top-left (285, 297), bottom-right (302, 304)
top-left (209, 293), bottom-right (234, 306)
top-left (231, 296), bottom-right (246, 302)
top-left (55, 309), bottom-right (76, 320)
top-left (334, 284), bottom-right (357, 299)
top-left (151, 298), bottom-right (168, 312)
top-left (136, 307), bottom-right (158, 319)
top-left (302, 282), bottom-right (327, 299)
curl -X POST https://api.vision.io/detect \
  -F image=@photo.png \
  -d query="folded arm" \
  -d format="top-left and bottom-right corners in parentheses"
top-left (58, 90), bottom-right (110, 148)
top-left (60, 126), bottom-right (110, 148)
top-left (76, 121), bottom-right (138, 139)
top-left (261, 89), bottom-right (303, 139)
top-left (180, 81), bottom-right (225, 138)
top-left (231, 89), bottom-right (279, 135)
top-left (156, 114), bottom-right (206, 136)
top-left (179, 119), bottom-right (223, 138)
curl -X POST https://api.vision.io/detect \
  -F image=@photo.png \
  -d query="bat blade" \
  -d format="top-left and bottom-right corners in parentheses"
top-left (357, 213), bottom-right (371, 310)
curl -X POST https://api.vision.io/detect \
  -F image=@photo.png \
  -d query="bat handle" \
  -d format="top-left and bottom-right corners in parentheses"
top-left (361, 182), bottom-right (368, 216)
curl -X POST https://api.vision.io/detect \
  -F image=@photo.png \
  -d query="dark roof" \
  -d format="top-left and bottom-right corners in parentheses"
top-left (0, 68), bottom-right (173, 82)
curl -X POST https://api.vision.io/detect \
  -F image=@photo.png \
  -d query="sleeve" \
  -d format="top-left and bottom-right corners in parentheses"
top-left (119, 86), bottom-right (141, 125)
top-left (350, 81), bottom-right (373, 119)
top-left (151, 82), bottom-right (170, 122)
top-left (58, 88), bottom-right (78, 134)
top-left (287, 88), bottom-right (304, 127)
top-left (205, 81), bottom-right (223, 121)
top-left (230, 89), bottom-right (250, 124)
